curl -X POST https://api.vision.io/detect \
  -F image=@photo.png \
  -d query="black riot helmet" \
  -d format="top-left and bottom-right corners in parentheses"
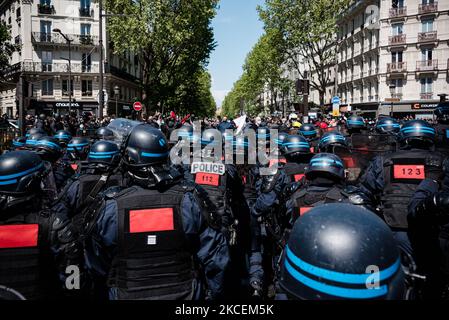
top-left (24, 133), bottom-right (46, 149)
top-left (95, 127), bottom-right (115, 141)
top-left (299, 124), bottom-right (318, 140)
top-left (54, 130), bottom-right (72, 147)
top-left (123, 124), bottom-right (169, 170)
top-left (233, 135), bottom-right (251, 157)
top-left (0, 151), bottom-right (46, 197)
top-left (34, 136), bottom-right (63, 163)
top-left (282, 134), bottom-right (311, 156)
top-left (26, 128), bottom-right (46, 138)
top-left (88, 140), bottom-right (121, 169)
top-left (305, 153), bottom-right (345, 181)
top-left (279, 203), bottom-right (405, 300)
top-left (67, 137), bottom-right (91, 161)
top-left (39, 113), bottom-right (46, 121)
top-left (347, 115), bottom-right (366, 132)
top-left (274, 132), bottom-right (289, 149)
top-left (375, 117), bottom-right (401, 134)
top-left (318, 131), bottom-right (349, 153)
top-left (398, 120), bottom-right (436, 147)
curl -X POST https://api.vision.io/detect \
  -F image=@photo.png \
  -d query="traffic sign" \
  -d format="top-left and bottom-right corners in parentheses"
top-left (133, 101), bottom-right (143, 112)
top-left (332, 96), bottom-right (341, 104)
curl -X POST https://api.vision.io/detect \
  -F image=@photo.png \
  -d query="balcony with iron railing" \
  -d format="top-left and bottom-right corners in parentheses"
top-left (419, 2), bottom-right (438, 14)
top-left (387, 62), bottom-right (407, 73)
top-left (79, 7), bottom-right (93, 17)
top-left (418, 31), bottom-right (437, 42)
top-left (416, 59), bottom-right (438, 71)
top-left (31, 32), bottom-right (98, 46)
top-left (421, 92), bottom-right (433, 99)
top-left (21, 61), bottom-right (99, 73)
top-left (38, 4), bottom-right (55, 15)
top-left (389, 7), bottom-right (407, 18)
top-left (389, 34), bottom-right (406, 46)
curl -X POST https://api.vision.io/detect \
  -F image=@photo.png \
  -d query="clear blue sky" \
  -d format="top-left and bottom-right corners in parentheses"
top-left (208, 0), bottom-right (265, 108)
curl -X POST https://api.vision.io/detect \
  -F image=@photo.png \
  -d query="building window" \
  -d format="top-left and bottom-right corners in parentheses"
top-left (80, 0), bottom-right (91, 9)
top-left (16, 7), bottom-right (21, 19)
top-left (392, 0), bottom-right (404, 8)
top-left (82, 53), bottom-right (92, 72)
top-left (81, 24), bottom-right (91, 35)
top-left (420, 77), bottom-right (432, 93)
top-left (82, 80), bottom-right (92, 96)
top-left (62, 80), bottom-right (73, 96)
top-left (40, 21), bottom-right (52, 41)
top-left (42, 51), bottom-right (52, 71)
top-left (40, 0), bottom-right (51, 5)
top-left (421, 19), bottom-right (434, 32)
top-left (391, 51), bottom-right (403, 63)
top-left (392, 23), bottom-right (403, 35)
top-left (391, 79), bottom-right (403, 94)
top-left (42, 79), bottom-right (53, 96)
top-left (421, 48), bottom-right (432, 61)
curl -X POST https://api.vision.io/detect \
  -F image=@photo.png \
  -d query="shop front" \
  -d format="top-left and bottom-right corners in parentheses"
top-left (29, 100), bottom-right (99, 116)
top-left (379, 101), bottom-right (439, 119)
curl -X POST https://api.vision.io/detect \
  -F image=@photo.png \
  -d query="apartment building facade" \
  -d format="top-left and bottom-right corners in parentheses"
top-left (0, 0), bottom-right (142, 118)
top-left (336, 0), bottom-right (449, 118)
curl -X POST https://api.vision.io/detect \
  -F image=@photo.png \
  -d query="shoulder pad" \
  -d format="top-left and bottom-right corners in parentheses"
top-left (343, 185), bottom-right (359, 194)
top-left (52, 213), bottom-right (69, 231)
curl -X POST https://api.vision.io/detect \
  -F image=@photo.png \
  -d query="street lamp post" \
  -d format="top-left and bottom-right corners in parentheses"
top-left (389, 84), bottom-right (396, 117)
top-left (53, 28), bottom-right (73, 115)
top-left (114, 85), bottom-right (120, 118)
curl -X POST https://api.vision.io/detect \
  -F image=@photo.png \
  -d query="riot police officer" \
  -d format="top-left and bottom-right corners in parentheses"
top-left (285, 153), bottom-right (357, 226)
top-left (54, 130), bottom-right (72, 148)
top-left (278, 203), bottom-right (405, 300)
top-left (317, 131), bottom-right (349, 153)
top-left (358, 120), bottom-right (446, 258)
top-left (64, 137), bottom-right (91, 175)
top-left (33, 136), bottom-right (68, 194)
top-left (83, 124), bottom-right (230, 300)
top-left (59, 140), bottom-right (124, 233)
top-left (95, 127), bottom-right (115, 142)
top-left (346, 115), bottom-right (367, 135)
top-left (375, 117), bottom-right (401, 135)
top-left (298, 124), bottom-right (319, 151)
top-left (408, 164), bottom-right (449, 299)
top-left (435, 103), bottom-right (449, 156)
top-left (0, 151), bottom-right (82, 300)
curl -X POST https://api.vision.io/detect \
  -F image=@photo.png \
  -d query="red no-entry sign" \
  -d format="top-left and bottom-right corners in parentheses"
top-left (133, 101), bottom-right (143, 112)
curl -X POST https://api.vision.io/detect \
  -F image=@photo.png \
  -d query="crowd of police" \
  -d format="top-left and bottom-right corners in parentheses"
top-left (0, 103), bottom-right (449, 301)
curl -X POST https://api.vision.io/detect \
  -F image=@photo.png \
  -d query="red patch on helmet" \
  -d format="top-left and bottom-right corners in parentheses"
top-left (0, 224), bottom-right (39, 249)
top-left (129, 208), bottom-right (174, 233)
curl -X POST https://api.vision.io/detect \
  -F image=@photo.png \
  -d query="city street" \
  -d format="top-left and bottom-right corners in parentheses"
top-left (1, 0), bottom-right (449, 311)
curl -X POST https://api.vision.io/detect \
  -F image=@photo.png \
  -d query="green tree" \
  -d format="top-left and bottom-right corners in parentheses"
top-left (0, 22), bottom-right (18, 82)
top-left (258, 0), bottom-right (350, 106)
top-left (166, 69), bottom-right (216, 117)
top-left (221, 30), bottom-right (292, 117)
top-left (106, 0), bottom-right (218, 114)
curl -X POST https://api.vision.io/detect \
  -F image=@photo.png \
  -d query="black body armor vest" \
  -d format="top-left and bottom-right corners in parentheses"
top-left (0, 212), bottom-right (53, 300)
top-left (107, 185), bottom-right (196, 300)
top-left (380, 149), bottom-right (445, 229)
